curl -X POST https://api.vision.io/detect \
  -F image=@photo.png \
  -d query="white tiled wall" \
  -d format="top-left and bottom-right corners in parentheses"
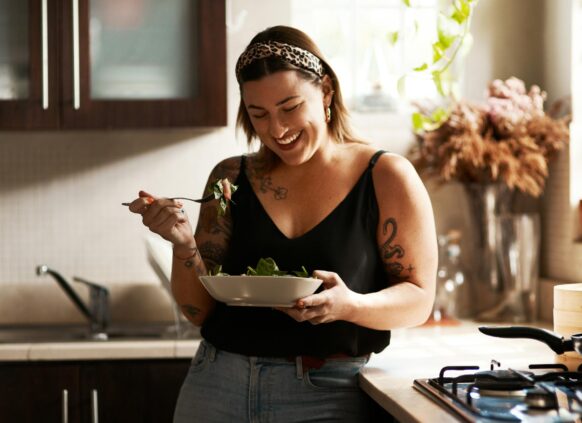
top-left (540, 0), bottom-right (582, 285)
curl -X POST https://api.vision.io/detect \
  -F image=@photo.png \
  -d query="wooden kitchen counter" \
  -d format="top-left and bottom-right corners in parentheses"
top-left (1, 320), bottom-right (567, 422)
top-left (359, 320), bottom-right (560, 422)
top-left (0, 338), bottom-right (201, 361)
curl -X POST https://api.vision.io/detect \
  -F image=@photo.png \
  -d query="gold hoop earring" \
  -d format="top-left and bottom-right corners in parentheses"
top-left (325, 106), bottom-right (331, 123)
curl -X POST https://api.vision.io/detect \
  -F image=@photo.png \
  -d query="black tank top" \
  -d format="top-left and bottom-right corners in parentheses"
top-left (201, 150), bottom-right (391, 358)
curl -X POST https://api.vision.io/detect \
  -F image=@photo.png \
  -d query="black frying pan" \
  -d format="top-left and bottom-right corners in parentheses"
top-left (479, 326), bottom-right (582, 355)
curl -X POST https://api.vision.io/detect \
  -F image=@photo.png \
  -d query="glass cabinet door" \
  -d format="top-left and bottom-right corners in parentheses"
top-left (0, 1), bottom-right (29, 100)
top-left (89, 0), bottom-right (197, 100)
top-left (60, 0), bottom-right (225, 129)
top-left (0, 0), bottom-right (59, 129)
top-left (0, 0), bottom-right (224, 130)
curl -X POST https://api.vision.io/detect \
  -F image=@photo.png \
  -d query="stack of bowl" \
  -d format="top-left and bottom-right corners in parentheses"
top-left (554, 283), bottom-right (582, 370)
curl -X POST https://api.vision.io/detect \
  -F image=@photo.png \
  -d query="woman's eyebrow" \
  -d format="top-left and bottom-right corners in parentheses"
top-left (247, 95), bottom-right (300, 110)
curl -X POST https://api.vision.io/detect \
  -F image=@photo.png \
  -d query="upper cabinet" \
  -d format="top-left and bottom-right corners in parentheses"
top-left (0, 0), bottom-right (226, 130)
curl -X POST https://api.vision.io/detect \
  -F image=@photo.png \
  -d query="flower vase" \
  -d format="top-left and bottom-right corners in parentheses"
top-left (463, 183), bottom-right (512, 316)
top-left (487, 213), bottom-right (540, 322)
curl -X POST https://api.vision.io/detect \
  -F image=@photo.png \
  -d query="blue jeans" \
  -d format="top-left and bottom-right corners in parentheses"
top-left (173, 340), bottom-right (374, 423)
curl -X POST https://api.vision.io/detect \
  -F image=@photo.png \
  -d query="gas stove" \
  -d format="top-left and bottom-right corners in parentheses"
top-left (413, 360), bottom-right (582, 422)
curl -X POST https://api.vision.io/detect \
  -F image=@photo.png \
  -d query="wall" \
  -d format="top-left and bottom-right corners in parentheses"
top-left (541, 0), bottom-right (582, 286)
top-left (463, 0), bottom-right (544, 102)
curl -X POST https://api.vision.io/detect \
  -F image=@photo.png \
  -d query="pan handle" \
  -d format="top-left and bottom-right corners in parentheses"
top-left (478, 326), bottom-right (573, 355)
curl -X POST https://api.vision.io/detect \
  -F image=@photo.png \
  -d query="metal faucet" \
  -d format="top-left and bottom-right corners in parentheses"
top-left (36, 265), bottom-right (110, 340)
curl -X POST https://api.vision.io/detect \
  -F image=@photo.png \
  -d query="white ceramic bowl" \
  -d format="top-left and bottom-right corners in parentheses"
top-left (199, 275), bottom-right (322, 307)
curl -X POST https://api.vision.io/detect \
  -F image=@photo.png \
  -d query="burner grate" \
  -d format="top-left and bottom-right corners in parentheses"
top-left (414, 360), bottom-right (582, 423)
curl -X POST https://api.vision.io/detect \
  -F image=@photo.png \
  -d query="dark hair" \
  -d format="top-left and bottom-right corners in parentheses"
top-left (236, 26), bottom-right (364, 161)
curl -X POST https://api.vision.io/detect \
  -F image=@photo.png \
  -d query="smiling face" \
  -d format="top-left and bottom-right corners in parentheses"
top-left (241, 70), bottom-right (333, 166)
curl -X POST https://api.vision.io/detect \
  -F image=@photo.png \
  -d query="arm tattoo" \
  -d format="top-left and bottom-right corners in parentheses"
top-left (199, 206), bottom-right (232, 236)
top-left (380, 217), bottom-right (414, 281)
top-left (181, 304), bottom-right (201, 320)
top-left (198, 241), bottom-right (227, 271)
top-left (182, 248), bottom-right (207, 275)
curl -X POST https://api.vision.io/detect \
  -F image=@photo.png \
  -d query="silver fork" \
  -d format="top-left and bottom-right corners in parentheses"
top-left (121, 193), bottom-right (215, 206)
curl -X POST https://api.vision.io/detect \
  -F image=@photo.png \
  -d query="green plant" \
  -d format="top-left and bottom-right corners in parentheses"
top-left (397, 0), bottom-right (479, 132)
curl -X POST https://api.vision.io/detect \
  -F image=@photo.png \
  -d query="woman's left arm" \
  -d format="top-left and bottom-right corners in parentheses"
top-left (282, 154), bottom-right (437, 330)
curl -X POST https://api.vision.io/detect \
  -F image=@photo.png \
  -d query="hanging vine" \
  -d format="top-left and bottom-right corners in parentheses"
top-left (397, 0), bottom-right (479, 132)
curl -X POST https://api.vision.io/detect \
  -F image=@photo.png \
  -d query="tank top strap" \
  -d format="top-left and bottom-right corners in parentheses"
top-left (240, 155), bottom-right (247, 172)
top-left (233, 155), bottom-right (247, 186)
top-left (368, 150), bottom-right (387, 170)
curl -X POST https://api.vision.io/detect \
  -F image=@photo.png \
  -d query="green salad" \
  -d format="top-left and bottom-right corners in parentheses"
top-left (211, 178), bottom-right (238, 216)
top-left (210, 257), bottom-right (309, 278)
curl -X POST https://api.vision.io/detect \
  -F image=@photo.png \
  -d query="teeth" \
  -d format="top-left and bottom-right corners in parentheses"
top-left (276, 131), bottom-right (301, 145)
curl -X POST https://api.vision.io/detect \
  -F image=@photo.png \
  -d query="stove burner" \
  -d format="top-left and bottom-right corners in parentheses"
top-left (414, 361), bottom-right (582, 423)
top-left (525, 387), bottom-right (557, 409)
top-left (476, 387), bottom-right (528, 398)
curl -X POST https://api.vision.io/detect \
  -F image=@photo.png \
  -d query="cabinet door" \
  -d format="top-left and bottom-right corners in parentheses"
top-left (0, 0), bottom-right (60, 129)
top-left (60, 0), bottom-right (226, 129)
top-left (81, 359), bottom-right (190, 423)
top-left (0, 362), bottom-right (81, 423)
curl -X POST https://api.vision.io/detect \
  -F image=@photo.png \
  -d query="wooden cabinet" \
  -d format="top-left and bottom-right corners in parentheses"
top-left (0, 359), bottom-right (191, 423)
top-left (0, 362), bottom-right (81, 423)
top-left (0, 0), bottom-right (226, 130)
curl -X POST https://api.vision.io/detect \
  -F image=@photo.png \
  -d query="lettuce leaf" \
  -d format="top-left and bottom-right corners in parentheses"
top-left (209, 258), bottom-right (309, 278)
top-left (211, 178), bottom-right (238, 216)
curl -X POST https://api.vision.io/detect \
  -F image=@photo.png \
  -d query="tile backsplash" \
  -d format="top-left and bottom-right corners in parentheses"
top-left (0, 129), bottom-right (246, 285)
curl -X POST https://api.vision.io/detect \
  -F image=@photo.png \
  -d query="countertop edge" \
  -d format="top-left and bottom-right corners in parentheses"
top-left (0, 339), bottom-right (201, 361)
top-left (359, 376), bottom-right (421, 423)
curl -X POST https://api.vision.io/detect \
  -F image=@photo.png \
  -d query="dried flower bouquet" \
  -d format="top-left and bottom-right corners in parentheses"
top-left (410, 77), bottom-right (570, 197)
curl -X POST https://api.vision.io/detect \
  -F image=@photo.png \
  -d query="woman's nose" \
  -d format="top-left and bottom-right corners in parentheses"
top-left (269, 118), bottom-right (288, 139)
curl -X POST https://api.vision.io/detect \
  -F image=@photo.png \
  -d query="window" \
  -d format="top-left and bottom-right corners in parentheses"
top-left (291, 0), bottom-right (440, 113)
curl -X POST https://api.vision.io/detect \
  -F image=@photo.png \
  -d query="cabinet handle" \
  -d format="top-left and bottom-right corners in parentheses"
top-left (72, 0), bottom-right (80, 110)
top-left (41, 0), bottom-right (49, 110)
top-left (91, 389), bottom-right (99, 423)
top-left (61, 389), bottom-right (69, 423)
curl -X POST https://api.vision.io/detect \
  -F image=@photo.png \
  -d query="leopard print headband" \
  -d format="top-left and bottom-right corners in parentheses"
top-left (235, 41), bottom-right (325, 83)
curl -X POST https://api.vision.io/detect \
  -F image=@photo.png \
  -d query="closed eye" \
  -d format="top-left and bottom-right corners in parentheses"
top-left (251, 112), bottom-right (267, 119)
top-left (283, 102), bottom-right (302, 113)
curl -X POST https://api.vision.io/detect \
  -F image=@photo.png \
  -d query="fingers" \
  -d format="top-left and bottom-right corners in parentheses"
top-left (277, 270), bottom-right (353, 325)
top-left (280, 305), bottom-right (329, 325)
top-left (142, 200), bottom-right (185, 228)
top-left (128, 193), bottom-right (155, 214)
top-left (127, 192), bottom-right (186, 227)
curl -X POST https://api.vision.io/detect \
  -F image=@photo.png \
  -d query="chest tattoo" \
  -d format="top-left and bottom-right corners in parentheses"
top-left (259, 175), bottom-right (288, 200)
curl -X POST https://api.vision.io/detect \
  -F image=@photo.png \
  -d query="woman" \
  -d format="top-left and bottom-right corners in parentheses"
top-left (129, 26), bottom-right (437, 422)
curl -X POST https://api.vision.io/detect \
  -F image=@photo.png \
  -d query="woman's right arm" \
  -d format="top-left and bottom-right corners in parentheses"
top-left (171, 156), bottom-right (242, 326)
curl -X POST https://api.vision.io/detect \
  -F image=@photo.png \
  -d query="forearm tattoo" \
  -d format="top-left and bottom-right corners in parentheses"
top-left (380, 217), bottom-right (414, 281)
top-left (181, 247), bottom-right (207, 275)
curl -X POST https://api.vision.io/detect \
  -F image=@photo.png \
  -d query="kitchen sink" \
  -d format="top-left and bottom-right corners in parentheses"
top-left (0, 323), bottom-right (200, 343)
